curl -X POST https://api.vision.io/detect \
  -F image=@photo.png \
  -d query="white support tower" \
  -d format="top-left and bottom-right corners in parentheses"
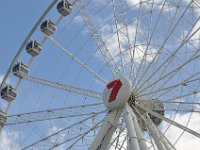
top-left (145, 114), bottom-right (167, 150)
top-left (123, 104), bottom-right (140, 150)
top-left (89, 109), bottom-right (122, 150)
top-left (126, 104), bottom-right (148, 150)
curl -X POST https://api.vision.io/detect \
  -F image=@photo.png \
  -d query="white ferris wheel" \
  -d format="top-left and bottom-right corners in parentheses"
top-left (0, 0), bottom-right (200, 149)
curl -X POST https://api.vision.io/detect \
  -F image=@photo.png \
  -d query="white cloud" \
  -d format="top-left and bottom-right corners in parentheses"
top-left (0, 75), bottom-right (4, 84)
top-left (127, 0), bottom-right (141, 7)
top-left (0, 74), bottom-right (10, 85)
top-left (110, 127), bottom-right (128, 150)
top-left (47, 126), bottom-right (66, 150)
top-left (74, 15), bottom-right (84, 23)
top-left (178, 0), bottom-right (200, 48)
top-left (0, 129), bottom-right (20, 150)
top-left (97, 22), bottom-right (157, 68)
top-left (126, 0), bottom-right (176, 11)
top-left (163, 112), bottom-right (200, 150)
top-left (187, 19), bottom-right (200, 48)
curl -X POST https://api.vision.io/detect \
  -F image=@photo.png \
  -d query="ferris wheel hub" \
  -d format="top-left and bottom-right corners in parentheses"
top-left (102, 77), bottom-right (132, 110)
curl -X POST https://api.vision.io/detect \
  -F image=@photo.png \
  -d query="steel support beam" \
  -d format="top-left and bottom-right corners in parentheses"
top-left (89, 109), bottom-right (121, 150)
top-left (127, 105), bottom-right (148, 150)
top-left (144, 114), bottom-right (167, 150)
top-left (123, 104), bottom-right (140, 150)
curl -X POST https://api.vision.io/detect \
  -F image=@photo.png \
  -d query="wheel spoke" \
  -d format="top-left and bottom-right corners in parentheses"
top-left (23, 75), bottom-right (102, 99)
top-left (133, 0), bottom-right (193, 91)
top-left (136, 102), bottom-right (200, 138)
top-left (136, 74), bottom-right (200, 98)
top-left (21, 110), bottom-right (105, 149)
top-left (45, 35), bottom-right (107, 84)
top-left (137, 26), bottom-right (200, 95)
top-left (6, 103), bottom-right (104, 125)
top-left (76, 0), bottom-right (121, 76)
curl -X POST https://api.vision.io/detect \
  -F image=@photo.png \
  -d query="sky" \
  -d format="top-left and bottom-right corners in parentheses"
top-left (0, 1), bottom-right (52, 74)
top-left (0, 0), bottom-right (200, 150)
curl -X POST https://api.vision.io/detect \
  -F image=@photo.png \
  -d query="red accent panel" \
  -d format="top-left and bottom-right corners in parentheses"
top-left (106, 80), bottom-right (122, 103)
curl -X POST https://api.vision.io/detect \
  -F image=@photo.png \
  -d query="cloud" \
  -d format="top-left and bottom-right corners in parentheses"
top-left (74, 15), bottom-right (84, 23)
top-left (187, 18), bottom-right (200, 48)
top-left (126, 0), bottom-right (141, 7)
top-left (110, 127), bottom-right (128, 149)
top-left (47, 126), bottom-right (66, 150)
top-left (0, 129), bottom-right (20, 150)
top-left (96, 22), bottom-right (157, 69)
top-left (126, 0), bottom-right (177, 11)
top-left (177, 0), bottom-right (200, 48)
top-left (0, 74), bottom-right (10, 85)
top-left (163, 112), bottom-right (200, 150)
top-left (0, 75), bottom-right (5, 84)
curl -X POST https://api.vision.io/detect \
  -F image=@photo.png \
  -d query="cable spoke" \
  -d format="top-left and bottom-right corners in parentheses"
top-left (6, 103), bottom-right (104, 125)
top-left (137, 99), bottom-right (200, 106)
top-left (23, 75), bottom-right (102, 99)
top-left (136, 102), bottom-right (200, 138)
top-left (45, 35), bottom-right (107, 84)
top-left (137, 75), bottom-right (200, 98)
top-left (48, 119), bottom-right (103, 150)
top-left (76, 0), bottom-right (121, 76)
top-left (133, 0), bottom-right (168, 88)
top-left (137, 45), bottom-right (200, 95)
top-left (136, 15), bottom-right (200, 94)
top-left (111, 0), bottom-right (134, 75)
top-left (133, 0), bottom-right (193, 91)
top-left (21, 110), bottom-right (105, 149)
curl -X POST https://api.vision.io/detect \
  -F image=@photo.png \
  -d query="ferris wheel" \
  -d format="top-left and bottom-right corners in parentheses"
top-left (0, 0), bottom-right (200, 149)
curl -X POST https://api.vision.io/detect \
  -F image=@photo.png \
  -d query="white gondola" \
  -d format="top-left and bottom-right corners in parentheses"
top-left (40, 19), bottom-right (57, 36)
top-left (57, 0), bottom-right (72, 16)
top-left (1, 85), bottom-right (17, 102)
top-left (138, 100), bottom-right (164, 131)
top-left (149, 100), bottom-right (164, 126)
top-left (26, 40), bottom-right (42, 57)
top-left (13, 62), bottom-right (29, 78)
top-left (0, 109), bottom-right (6, 127)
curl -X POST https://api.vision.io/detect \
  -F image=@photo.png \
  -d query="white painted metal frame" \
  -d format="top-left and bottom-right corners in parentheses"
top-left (23, 75), bottom-right (102, 99)
top-left (123, 104), bottom-right (140, 150)
top-left (145, 114), bottom-right (176, 150)
top-left (88, 102), bottom-right (179, 150)
top-left (126, 104), bottom-right (148, 150)
top-left (76, 0), bottom-right (121, 76)
top-left (136, 102), bottom-right (200, 138)
top-left (89, 109), bottom-right (122, 150)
